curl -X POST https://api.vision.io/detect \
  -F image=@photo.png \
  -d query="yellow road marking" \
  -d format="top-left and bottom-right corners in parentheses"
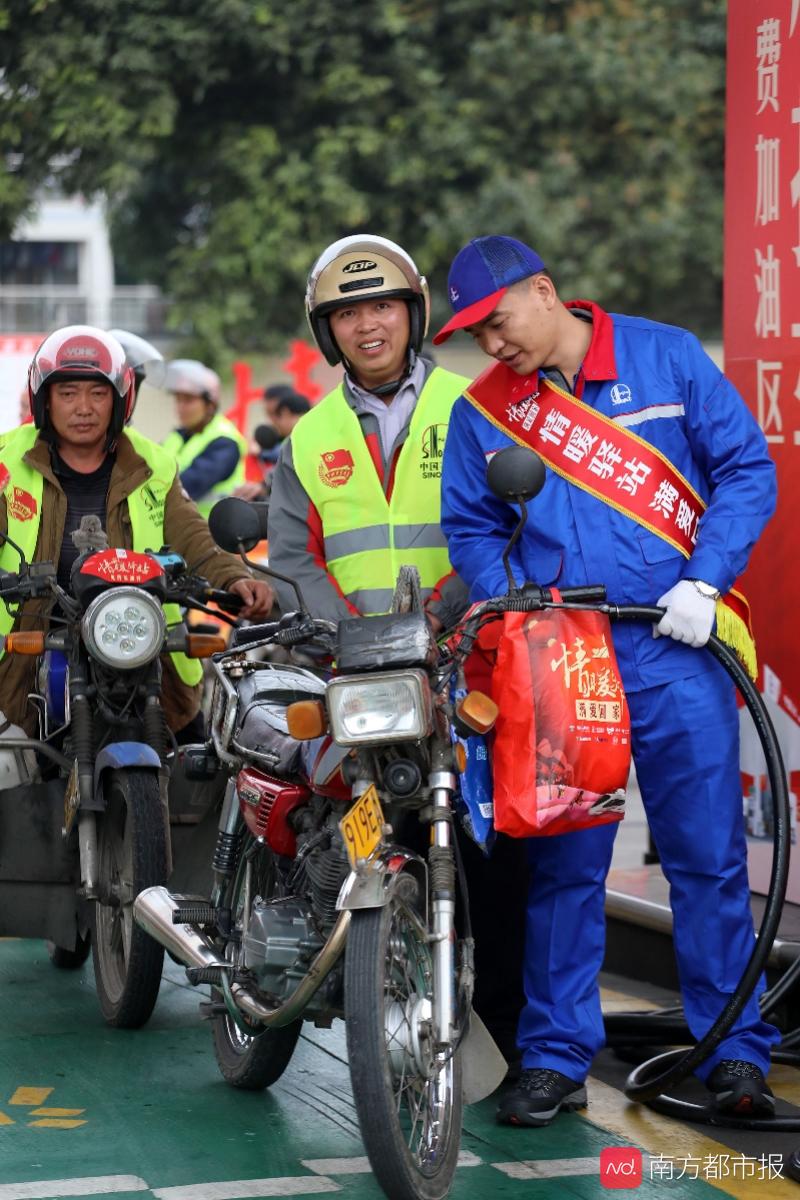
top-left (29, 1108), bottom-right (85, 1117)
top-left (585, 1076), bottom-right (791, 1198)
top-left (28, 1118), bottom-right (87, 1129)
top-left (0, 1112), bottom-right (14, 1126)
top-left (9, 1087), bottom-right (52, 1106)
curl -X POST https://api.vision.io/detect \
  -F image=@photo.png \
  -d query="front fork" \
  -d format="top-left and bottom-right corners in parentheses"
top-left (428, 769), bottom-right (458, 1046)
top-left (344, 747), bottom-right (462, 1049)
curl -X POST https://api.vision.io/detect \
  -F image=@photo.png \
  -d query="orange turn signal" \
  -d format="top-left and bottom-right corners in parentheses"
top-left (185, 633), bottom-right (228, 658)
top-left (286, 700), bottom-right (328, 740)
top-left (4, 632), bottom-right (45, 655)
top-left (455, 690), bottom-right (499, 735)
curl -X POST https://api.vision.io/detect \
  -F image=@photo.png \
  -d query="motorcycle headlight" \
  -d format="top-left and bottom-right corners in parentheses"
top-left (82, 587), bottom-right (166, 670)
top-left (326, 670), bottom-right (433, 746)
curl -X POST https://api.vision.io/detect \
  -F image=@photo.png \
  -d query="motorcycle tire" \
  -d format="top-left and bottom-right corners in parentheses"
top-left (345, 875), bottom-right (463, 1200)
top-left (92, 769), bottom-right (167, 1028)
top-left (46, 932), bottom-right (91, 969)
top-left (211, 833), bottom-right (302, 1089)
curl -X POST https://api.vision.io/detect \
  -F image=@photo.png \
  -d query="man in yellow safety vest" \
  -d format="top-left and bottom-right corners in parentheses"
top-left (268, 234), bottom-right (471, 629)
top-left (267, 235), bottom-right (528, 1072)
top-left (0, 326), bottom-right (273, 740)
top-left (162, 359), bottom-right (247, 518)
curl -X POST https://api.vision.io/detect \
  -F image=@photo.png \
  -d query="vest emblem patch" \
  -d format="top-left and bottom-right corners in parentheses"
top-left (319, 449), bottom-right (354, 488)
top-left (421, 423), bottom-right (447, 480)
top-left (8, 486), bottom-right (37, 522)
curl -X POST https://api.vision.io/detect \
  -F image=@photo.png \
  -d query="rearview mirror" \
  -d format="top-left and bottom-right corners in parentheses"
top-left (485, 446), bottom-right (547, 594)
top-left (487, 446), bottom-right (546, 504)
top-left (208, 498), bottom-right (269, 554)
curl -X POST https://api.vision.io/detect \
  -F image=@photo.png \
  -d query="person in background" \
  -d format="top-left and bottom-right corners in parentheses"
top-left (263, 382), bottom-right (298, 425)
top-left (271, 392), bottom-right (311, 440)
top-left (109, 329), bottom-right (166, 405)
top-left (233, 389), bottom-right (312, 502)
top-left (162, 359), bottom-right (247, 517)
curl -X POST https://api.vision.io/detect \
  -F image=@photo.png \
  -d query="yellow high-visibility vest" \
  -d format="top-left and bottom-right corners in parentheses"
top-left (0, 424), bottom-right (202, 684)
top-left (290, 367), bottom-right (469, 614)
top-left (162, 412), bottom-right (247, 518)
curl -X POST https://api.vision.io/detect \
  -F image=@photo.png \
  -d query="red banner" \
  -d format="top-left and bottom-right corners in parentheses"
top-left (725, 1), bottom-right (800, 894)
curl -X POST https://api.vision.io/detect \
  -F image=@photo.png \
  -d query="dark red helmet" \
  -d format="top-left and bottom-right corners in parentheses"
top-left (28, 325), bottom-right (136, 438)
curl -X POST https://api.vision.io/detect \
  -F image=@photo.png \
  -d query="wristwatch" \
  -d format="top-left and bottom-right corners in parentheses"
top-left (686, 578), bottom-right (721, 601)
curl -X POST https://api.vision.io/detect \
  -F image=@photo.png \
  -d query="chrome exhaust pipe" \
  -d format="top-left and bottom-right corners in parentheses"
top-left (134, 885), bottom-right (351, 1030)
top-left (133, 886), bottom-right (226, 970)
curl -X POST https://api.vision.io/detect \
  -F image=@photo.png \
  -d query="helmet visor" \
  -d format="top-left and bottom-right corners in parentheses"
top-left (108, 329), bottom-right (166, 388)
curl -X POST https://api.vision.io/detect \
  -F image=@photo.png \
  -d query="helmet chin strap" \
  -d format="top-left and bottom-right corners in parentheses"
top-left (347, 351), bottom-right (415, 398)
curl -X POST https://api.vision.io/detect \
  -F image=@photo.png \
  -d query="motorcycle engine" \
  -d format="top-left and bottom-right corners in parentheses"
top-left (240, 800), bottom-right (349, 999)
top-left (242, 896), bottom-right (321, 1001)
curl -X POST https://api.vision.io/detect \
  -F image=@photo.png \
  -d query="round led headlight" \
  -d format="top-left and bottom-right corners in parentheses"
top-left (82, 587), bottom-right (167, 670)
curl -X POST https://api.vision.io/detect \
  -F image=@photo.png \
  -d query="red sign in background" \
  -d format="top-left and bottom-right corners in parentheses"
top-left (725, 1), bottom-right (800, 893)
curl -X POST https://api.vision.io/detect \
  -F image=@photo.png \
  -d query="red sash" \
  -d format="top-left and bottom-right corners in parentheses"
top-left (465, 362), bottom-right (757, 677)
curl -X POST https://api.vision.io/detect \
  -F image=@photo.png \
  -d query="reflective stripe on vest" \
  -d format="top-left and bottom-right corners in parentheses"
top-left (0, 426), bottom-right (202, 686)
top-left (290, 367), bottom-right (469, 616)
top-left (162, 412), bottom-right (247, 517)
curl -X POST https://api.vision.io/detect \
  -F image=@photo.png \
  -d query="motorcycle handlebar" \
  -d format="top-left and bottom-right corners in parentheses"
top-left (226, 615), bottom-right (336, 651)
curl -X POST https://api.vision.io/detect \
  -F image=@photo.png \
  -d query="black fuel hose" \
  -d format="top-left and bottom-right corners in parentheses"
top-left (604, 604), bottom-right (794, 1128)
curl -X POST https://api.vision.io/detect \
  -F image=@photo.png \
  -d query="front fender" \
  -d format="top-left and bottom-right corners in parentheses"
top-left (336, 845), bottom-right (428, 920)
top-left (93, 742), bottom-right (162, 798)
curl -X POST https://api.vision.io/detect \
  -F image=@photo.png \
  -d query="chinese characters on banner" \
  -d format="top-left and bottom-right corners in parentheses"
top-left (725, 1), bottom-right (800, 896)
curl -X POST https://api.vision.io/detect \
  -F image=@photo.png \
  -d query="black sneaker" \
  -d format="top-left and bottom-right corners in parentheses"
top-left (496, 1067), bottom-right (587, 1127)
top-left (706, 1059), bottom-right (776, 1117)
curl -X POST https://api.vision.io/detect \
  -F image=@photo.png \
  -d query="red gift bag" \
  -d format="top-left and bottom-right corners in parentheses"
top-left (487, 608), bottom-right (631, 837)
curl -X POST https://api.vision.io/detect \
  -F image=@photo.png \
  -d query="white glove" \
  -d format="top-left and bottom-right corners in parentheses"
top-left (653, 579), bottom-right (717, 647)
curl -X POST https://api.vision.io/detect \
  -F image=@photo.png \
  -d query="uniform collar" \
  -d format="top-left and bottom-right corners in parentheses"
top-left (565, 299), bottom-right (618, 381)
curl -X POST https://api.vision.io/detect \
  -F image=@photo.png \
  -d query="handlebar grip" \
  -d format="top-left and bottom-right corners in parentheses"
top-left (204, 588), bottom-right (244, 613)
top-left (609, 604), bottom-right (665, 623)
top-left (229, 621), bottom-right (280, 647)
top-left (555, 585), bottom-right (607, 603)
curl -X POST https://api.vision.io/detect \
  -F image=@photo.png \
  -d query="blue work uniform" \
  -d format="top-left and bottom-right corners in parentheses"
top-left (440, 301), bottom-right (780, 1081)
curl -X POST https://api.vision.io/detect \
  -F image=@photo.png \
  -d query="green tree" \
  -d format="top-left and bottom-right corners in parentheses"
top-left (0, 0), bottom-right (727, 357)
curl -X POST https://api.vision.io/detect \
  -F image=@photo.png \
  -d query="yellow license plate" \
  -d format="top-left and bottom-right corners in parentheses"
top-left (340, 784), bottom-right (385, 868)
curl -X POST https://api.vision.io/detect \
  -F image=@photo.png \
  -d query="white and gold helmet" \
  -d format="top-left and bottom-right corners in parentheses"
top-left (305, 235), bottom-right (430, 366)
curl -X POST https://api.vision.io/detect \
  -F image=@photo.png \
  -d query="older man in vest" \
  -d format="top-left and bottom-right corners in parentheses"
top-left (0, 326), bottom-right (273, 740)
top-left (267, 234), bottom-right (528, 1072)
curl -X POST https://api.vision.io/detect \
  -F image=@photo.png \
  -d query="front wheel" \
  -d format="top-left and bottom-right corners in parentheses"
top-left (345, 876), bottom-right (463, 1200)
top-left (92, 769), bottom-right (167, 1027)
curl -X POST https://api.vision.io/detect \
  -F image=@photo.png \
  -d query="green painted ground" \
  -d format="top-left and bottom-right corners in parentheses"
top-left (0, 939), bottom-right (766, 1198)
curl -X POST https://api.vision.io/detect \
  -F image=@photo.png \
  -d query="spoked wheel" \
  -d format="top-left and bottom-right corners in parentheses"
top-left (92, 769), bottom-right (167, 1027)
top-left (345, 876), bottom-right (463, 1200)
top-left (211, 832), bottom-right (302, 1089)
top-left (46, 931), bottom-right (91, 969)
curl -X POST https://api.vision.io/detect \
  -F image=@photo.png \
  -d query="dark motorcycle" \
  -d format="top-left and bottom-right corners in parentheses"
top-left (134, 500), bottom-right (508, 1200)
top-left (0, 518), bottom-right (229, 1027)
